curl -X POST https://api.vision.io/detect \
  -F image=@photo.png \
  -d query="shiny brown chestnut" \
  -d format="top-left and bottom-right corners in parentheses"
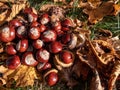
top-left (28, 12), bottom-right (38, 22)
top-left (61, 33), bottom-right (71, 44)
top-left (52, 21), bottom-right (63, 35)
top-left (9, 19), bottom-right (22, 27)
top-left (29, 27), bottom-right (40, 40)
top-left (23, 7), bottom-right (32, 14)
top-left (44, 69), bottom-right (58, 86)
top-left (16, 39), bottom-right (28, 52)
top-left (52, 21), bottom-right (61, 31)
top-left (41, 30), bottom-right (57, 42)
top-left (5, 45), bottom-right (17, 55)
top-left (16, 26), bottom-right (26, 39)
top-left (40, 13), bottom-right (50, 25)
top-left (60, 50), bottom-right (73, 64)
top-left (54, 50), bottom-right (74, 70)
top-left (0, 26), bottom-right (15, 42)
top-left (33, 39), bottom-right (44, 49)
top-left (49, 41), bottom-right (62, 53)
top-left (62, 18), bottom-right (73, 27)
top-left (31, 21), bottom-right (39, 27)
top-left (6, 55), bottom-right (21, 69)
top-left (37, 62), bottom-right (51, 71)
top-left (36, 48), bottom-right (50, 63)
top-left (22, 52), bottom-right (38, 66)
top-left (39, 24), bottom-right (46, 32)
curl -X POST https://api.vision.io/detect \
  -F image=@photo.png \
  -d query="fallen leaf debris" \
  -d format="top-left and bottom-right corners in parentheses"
top-left (0, 0), bottom-right (120, 90)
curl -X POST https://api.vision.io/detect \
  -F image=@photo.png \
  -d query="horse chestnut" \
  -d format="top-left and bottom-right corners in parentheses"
top-left (44, 69), bottom-right (58, 86)
top-left (16, 26), bottom-right (26, 39)
top-left (9, 19), bottom-right (22, 27)
top-left (41, 30), bottom-right (57, 42)
top-left (49, 41), bottom-right (62, 53)
top-left (60, 50), bottom-right (73, 64)
top-left (16, 39), bottom-right (28, 52)
top-left (36, 49), bottom-right (50, 63)
top-left (37, 62), bottom-right (51, 71)
top-left (40, 13), bottom-right (49, 25)
top-left (29, 27), bottom-right (40, 40)
top-left (28, 12), bottom-right (38, 22)
top-left (6, 55), bottom-right (21, 69)
top-left (0, 26), bottom-right (15, 42)
top-left (5, 45), bottom-right (17, 55)
top-left (22, 52), bottom-right (38, 66)
top-left (33, 39), bottom-right (44, 49)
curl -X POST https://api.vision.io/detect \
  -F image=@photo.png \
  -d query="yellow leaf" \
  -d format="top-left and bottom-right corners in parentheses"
top-left (8, 65), bottom-right (39, 87)
top-left (0, 2), bottom-right (11, 25)
top-left (0, 65), bottom-right (14, 85)
top-left (0, 0), bottom-right (27, 3)
top-left (0, 65), bottom-right (40, 87)
top-left (113, 4), bottom-right (120, 15)
top-left (6, 3), bottom-right (26, 22)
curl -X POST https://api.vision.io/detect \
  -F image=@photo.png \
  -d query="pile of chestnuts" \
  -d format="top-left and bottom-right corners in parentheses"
top-left (0, 7), bottom-right (85, 86)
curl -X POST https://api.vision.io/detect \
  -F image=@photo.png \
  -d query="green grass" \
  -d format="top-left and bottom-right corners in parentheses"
top-left (90, 15), bottom-right (120, 39)
top-left (1, 0), bottom-right (120, 90)
top-left (15, 0), bottom-right (120, 89)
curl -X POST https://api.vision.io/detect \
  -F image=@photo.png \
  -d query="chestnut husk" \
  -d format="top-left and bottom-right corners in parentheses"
top-left (54, 50), bottom-right (74, 70)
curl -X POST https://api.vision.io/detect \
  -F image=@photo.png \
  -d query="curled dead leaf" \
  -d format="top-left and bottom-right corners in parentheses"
top-left (95, 29), bottom-right (113, 40)
top-left (76, 50), bottom-right (104, 90)
top-left (79, 0), bottom-right (101, 8)
top-left (0, 2), bottom-right (11, 25)
top-left (40, 4), bottom-right (57, 11)
top-left (82, 1), bottom-right (120, 24)
top-left (90, 70), bottom-right (104, 90)
top-left (0, 65), bottom-right (14, 85)
top-left (6, 3), bottom-right (26, 22)
top-left (53, 0), bottom-right (66, 3)
top-left (113, 4), bottom-right (120, 15)
top-left (108, 60), bottom-right (120, 90)
top-left (0, 0), bottom-right (27, 3)
top-left (0, 1), bottom-right (27, 25)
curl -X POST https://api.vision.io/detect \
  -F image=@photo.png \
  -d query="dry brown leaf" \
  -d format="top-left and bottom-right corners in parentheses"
top-left (90, 70), bottom-right (104, 90)
top-left (95, 29), bottom-right (113, 40)
top-left (0, 10), bottom-right (11, 25)
top-left (0, 2), bottom-right (11, 24)
top-left (7, 65), bottom-right (38, 87)
top-left (0, 65), bottom-right (39, 87)
top-left (108, 60), bottom-right (120, 90)
top-left (79, 0), bottom-right (101, 8)
top-left (40, 4), bottom-right (57, 11)
top-left (76, 50), bottom-right (104, 90)
top-left (53, 0), bottom-right (66, 3)
top-left (0, 42), bottom-right (4, 53)
top-left (0, 0), bottom-right (27, 25)
top-left (82, 1), bottom-right (120, 24)
top-left (6, 3), bottom-right (26, 22)
top-left (0, 53), bottom-right (9, 62)
top-left (87, 0), bottom-right (101, 7)
top-left (0, 0), bottom-right (27, 3)
top-left (0, 65), bottom-right (14, 85)
top-left (113, 4), bottom-right (120, 15)
top-left (60, 67), bottom-right (79, 88)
